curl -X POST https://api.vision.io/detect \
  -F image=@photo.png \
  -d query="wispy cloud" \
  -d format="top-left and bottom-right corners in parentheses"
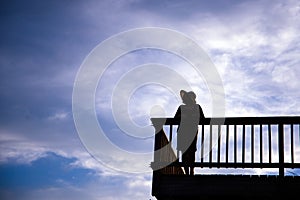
top-left (1, 0), bottom-right (300, 199)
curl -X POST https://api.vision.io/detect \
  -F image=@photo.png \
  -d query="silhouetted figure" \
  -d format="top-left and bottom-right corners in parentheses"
top-left (174, 90), bottom-right (205, 175)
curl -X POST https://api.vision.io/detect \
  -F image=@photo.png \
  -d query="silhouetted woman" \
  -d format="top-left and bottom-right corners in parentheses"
top-left (174, 90), bottom-right (205, 175)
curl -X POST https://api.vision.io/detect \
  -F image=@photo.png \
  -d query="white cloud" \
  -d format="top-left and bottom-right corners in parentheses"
top-left (0, 131), bottom-right (48, 164)
top-left (47, 111), bottom-right (69, 121)
top-left (177, 0), bottom-right (300, 117)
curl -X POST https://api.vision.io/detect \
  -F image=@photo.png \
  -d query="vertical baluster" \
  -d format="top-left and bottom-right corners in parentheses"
top-left (242, 124), bottom-right (245, 164)
top-left (251, 124), bottom-right (254, 163)
top-left (201, 125), bottom-right (204, 164)
top-left (169, 124), bottom-right (173, 142)
top-left (278, 124), bottom-right (284, 177)
top-left (209, 125), bottom-right (212, 167)
top-left (226, 125), bottom-right (229, 164)
top-left (291, 124), bottom-right (294, 165)
top-left (234, 125), bottom-right (237, 165)
top-left (217, 124), bottom-right (221, 167)
top-left (260, 124), bottom-right (263, 164)
top-left (268, 124), bottom-right (272, 163)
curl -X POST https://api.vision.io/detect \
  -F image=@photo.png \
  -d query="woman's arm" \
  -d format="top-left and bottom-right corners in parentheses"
top-left (174, 106), bottom-right (181, 119)
top-left (199, 105), bottom-right (205, 119)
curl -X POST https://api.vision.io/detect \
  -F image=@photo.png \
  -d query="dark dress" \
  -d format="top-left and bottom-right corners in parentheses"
top-left (174, 103), bottom-right (205, 164)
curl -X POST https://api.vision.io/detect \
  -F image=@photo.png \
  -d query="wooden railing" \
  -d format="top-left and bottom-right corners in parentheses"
top-left (151, 116), bottom-right (300, 177)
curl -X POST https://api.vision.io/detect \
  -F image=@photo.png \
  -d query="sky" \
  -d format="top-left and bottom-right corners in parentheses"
top-left (0, 0), bottom-right (300, 199)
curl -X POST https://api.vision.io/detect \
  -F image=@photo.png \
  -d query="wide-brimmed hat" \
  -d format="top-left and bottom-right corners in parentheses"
top-left (180, 90), bottom-right (196, 103)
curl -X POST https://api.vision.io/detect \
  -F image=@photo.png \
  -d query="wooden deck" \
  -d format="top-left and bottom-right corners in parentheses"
top-left (150, 116), bottom-right (300, 200)
top-left (153, 174), bottom-right (300, 200)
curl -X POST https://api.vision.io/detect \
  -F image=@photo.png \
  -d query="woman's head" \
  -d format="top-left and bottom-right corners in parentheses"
top-left (180, 90), bottom-right (196, 105)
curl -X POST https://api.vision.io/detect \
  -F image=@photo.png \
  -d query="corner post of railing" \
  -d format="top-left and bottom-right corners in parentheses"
top-left (151, 118), bottom-right (166, 162)
top-left (150, 118), bottom-right (167, 196)
top-left (278, 123), bottom-right (284, 177)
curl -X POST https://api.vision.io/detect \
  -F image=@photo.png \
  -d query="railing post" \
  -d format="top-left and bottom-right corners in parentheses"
top-left (278, 123), bottom-right (284, 177)
top-left (151, 118), bottom-right (165, 162)
top-left (150, 118), bottom-right (165, 197)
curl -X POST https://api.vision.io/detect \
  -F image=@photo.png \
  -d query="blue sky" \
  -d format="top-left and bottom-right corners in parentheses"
top-left (1, 0), bottom-right (300, 199)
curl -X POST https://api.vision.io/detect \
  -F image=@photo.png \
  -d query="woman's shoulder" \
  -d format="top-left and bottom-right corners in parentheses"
top-left (197, 103), bottom-right (203, 108)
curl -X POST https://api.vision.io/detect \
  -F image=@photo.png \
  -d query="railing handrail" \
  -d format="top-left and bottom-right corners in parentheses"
top-left (151, 116), bottom-right (300, 125)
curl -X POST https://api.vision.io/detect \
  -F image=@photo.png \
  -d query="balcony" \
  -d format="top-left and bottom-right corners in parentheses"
top-left (150, 116), bottom-right (300, 199)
